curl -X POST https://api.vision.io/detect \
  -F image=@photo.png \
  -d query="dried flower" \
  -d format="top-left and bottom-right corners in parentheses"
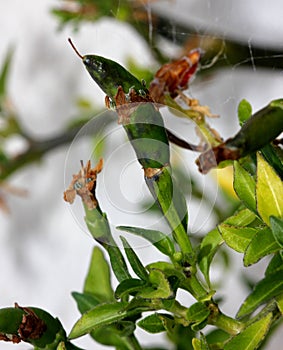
top-left (64, 159), bottom-right (103, 209)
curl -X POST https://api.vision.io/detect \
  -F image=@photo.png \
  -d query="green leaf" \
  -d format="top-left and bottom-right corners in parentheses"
top-left (90, 321), bottom-right (135, 349)
top-left (265, 253), bottom-right (283, 276)
top-left (237, 268), bottom-right (283, 318)
top-left (233, 161), bottom-right (256, 212)
top-left (238, 99), bottom-right (252, 126)
top-left (192, 334), bottom-right (210, 350)
top-left (120, 236), bottom-right (148, 281)
top-left (57, 342), bottom-right (67, 350)
top-left (198, 228), bottom-right (224, 286)
top-left (218, 225), bottom-right (256, 253)
top-left (276, 293), bottom-right (283, 315)
top-left (69, 302), bottom-right (128, 339)
top-left (138, 313), bottom-right (170, 333)
top-left (270, 215), bottom-right (283, 247)
top-left (206, 329), bottom-right (230, 345)
top-left (256, 153), bottom-right (283, 225)
top-left (117, 226), bottom-right (175, 257)
top-left (146, 261), bottom-right (185, 283)
top-left (83, 246), bottom-right (113, 302)
top-left (243, 226), bottom-right (281, 266)
top-left (114, 278), bottom-right (146, 299)
top-left (138, 269), bottom-right (172, 299)
top-left (84, 207), bottom-right (131, 282)
top-left (224, 313), bottom-right (272, 350)
top-left (224, 208), bottom-right (257, 226)
top-left (28, 307), bottom-right (66, 348)
top-left (0, 46), bottom-right (14, 100)
top-left (186, 302), bottom-right (210, 325)
top-left (72, 292), bottom-right (100, 314)
top-left (107, 245), bottom-right (132, 282)
top-left (260, 144), bottom-right (283, 180)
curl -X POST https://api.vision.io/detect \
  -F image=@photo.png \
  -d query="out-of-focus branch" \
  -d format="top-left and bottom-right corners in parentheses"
top-left (0, 112), bottom-right (116, 181)
top-left (153, 13), bottom-right (283, 71)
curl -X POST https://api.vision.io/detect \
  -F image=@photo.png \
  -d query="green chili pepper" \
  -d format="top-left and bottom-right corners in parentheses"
top-left (68, 38), bottom-right (169, 169)
top-left (197, 99), bottom-right (283, 173)
top-left (68, 38), bottom-right (145, 103)
top-left (226, 99), bottom-right (283, 155)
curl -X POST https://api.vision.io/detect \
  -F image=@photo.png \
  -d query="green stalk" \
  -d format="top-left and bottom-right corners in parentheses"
top-left (84, 203), bottom-right (131, 283)
top-left (145, 166), bottom-right (193, 260)
top-left (208, 303), bottom-right (244, 336)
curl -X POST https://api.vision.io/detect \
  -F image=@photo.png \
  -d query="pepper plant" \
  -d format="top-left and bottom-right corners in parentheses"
top-left (0, 1), bottom-right (283, 349)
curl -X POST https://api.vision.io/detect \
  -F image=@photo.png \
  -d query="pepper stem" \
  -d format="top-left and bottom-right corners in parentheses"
top-left (68, 38), bottom-right (83, 59)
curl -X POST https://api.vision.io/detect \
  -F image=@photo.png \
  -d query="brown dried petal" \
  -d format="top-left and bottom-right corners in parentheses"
top-left (63, 159), bottom-right (103, 209)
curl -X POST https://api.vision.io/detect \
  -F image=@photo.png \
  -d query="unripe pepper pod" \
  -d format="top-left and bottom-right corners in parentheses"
top-left (197, 99), bottom-right (283, 173)
top-left (68, 38), bottom-right (170, 169)
top-left (68, 38), bottom-right (146, 104)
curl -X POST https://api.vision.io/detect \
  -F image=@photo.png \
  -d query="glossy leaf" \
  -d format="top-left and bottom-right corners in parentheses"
top-left (224, 313), bottom-right (272, 350)
top-left (233, 161), bottom-right (256, 212)
top-left (256, 153), bottom-right (283, 225)
top-left (243, 226), bottom-right (281, 266)
top-left (114, 278), bottom-right (146, 299)
top-left (270, 215), bottom-right (283, 247)
top-left (72, 292), bottom-right (100, 314)
top-left (237, 268), bottom-right (283, 318)
top-left (69, 302), bottom-right (128, 339)
top-left (218, 225), bottom-right (256, 253)
top-left (120, 236), bottom-right (148, 281)
top-left (83, 246), bottom-right (113, 302)
top-left (117, 226), bottom-right (175, 257)
top-left (198, 228), bottom-right (224, 286)
top-left (238, 99), bottom-right (252, 126)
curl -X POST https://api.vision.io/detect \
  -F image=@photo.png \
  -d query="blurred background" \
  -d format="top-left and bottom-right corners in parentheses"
top-left (0, 0), bottom-right (283, 349)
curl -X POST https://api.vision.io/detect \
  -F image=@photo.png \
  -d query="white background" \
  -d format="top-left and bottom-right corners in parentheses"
top-left (0, 1), bottom-right (283, 349)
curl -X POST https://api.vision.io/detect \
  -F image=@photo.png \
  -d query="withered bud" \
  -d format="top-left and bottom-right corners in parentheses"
top-left (64, 159), bottom-right (103, 209)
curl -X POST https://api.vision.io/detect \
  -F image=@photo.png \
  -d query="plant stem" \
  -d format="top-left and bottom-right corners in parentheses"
top-left (208, 303), bottom-right (244, 335)
top-left (145, 167), bottom-right (194, 260)
top-left (126, 334), bottom-right (143, 350)
top-left (164, 96), bottom-right (221, 147)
